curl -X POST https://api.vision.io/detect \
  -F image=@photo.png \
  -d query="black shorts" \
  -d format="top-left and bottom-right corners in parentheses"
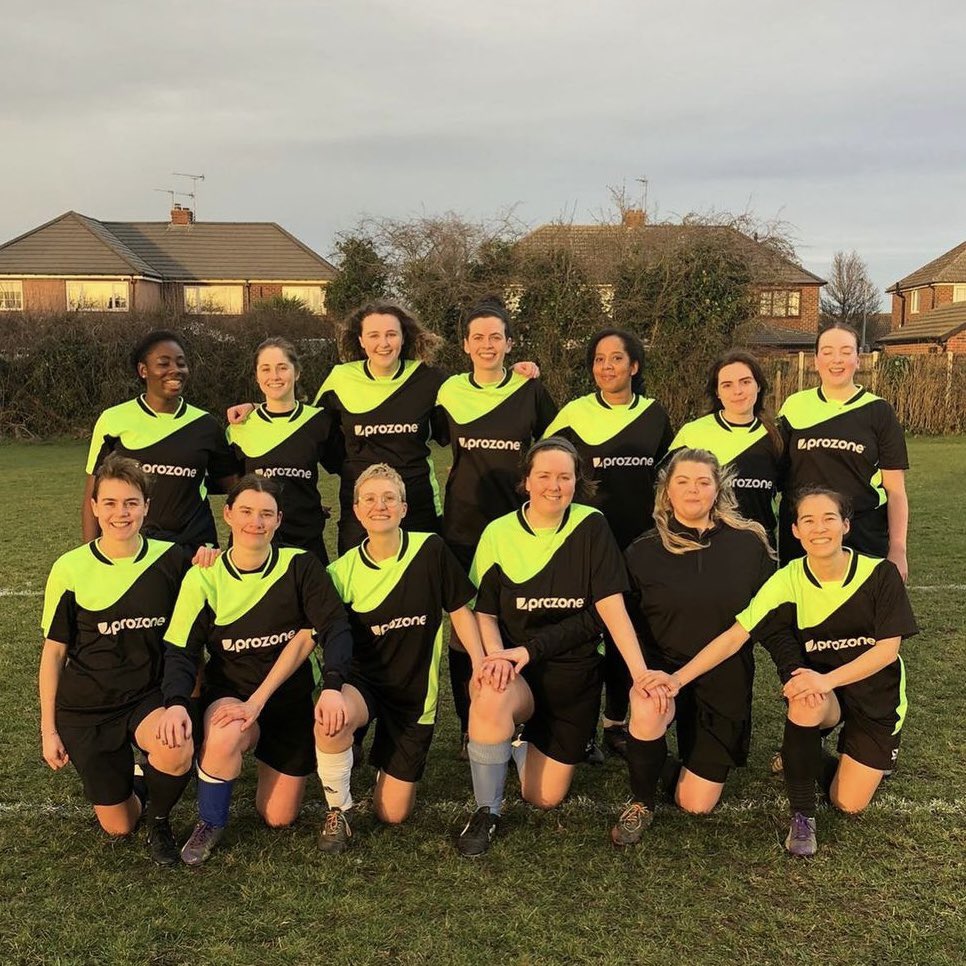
top-left (834, 688), bottom-right (903, 772)
top-left (648, 648), bottom-right (754, 784)
top-left (203, 687), bottom-right (316, 778)
top-left (56, 691), bottom-right (164, 807)
top-left (521, 653), bottom-right (603, 766)
top-left (350, 676), bottom-right (435, 783)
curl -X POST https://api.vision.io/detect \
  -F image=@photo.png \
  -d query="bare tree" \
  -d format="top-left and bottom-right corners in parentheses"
top-left (821, 250), bottom-right (882, 343)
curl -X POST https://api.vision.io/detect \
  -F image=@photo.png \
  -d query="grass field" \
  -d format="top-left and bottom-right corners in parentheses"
top-left (2, 438), bottom-right (964, 965)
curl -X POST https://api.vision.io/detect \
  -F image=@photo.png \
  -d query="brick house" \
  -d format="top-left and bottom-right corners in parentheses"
top-left (0, 207), bottom-right (337, 316)
top-left (880, 241), bottom-right (966, 354)
top-left (515, 211), bottom-right (825, 349)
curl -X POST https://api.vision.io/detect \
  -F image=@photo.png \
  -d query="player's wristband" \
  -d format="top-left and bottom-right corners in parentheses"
top-left (164, 696), bottom-right (192, 711)
top-left (321, 671), bottom-right (345, 692)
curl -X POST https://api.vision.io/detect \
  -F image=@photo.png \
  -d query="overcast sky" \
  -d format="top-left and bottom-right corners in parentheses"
top-left (2, 0), bottom-right (964, 295)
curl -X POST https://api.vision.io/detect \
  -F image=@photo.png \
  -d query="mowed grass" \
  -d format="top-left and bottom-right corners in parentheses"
top-left (1, 438), bottom-right (964, 966)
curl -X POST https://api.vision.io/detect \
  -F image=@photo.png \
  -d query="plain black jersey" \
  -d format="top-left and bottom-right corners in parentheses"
top-left (544, 392), bottom-right (673, 548)
top-left (435, 371), bottom-right (557, 550)
top-left (42, 537), bottom-right (190, 722)
top-left (314, 360), bottom-right (445, 541)
top-left (328, 531), bottom-right (474, 720)
top-left (624, 522), bottom-right (775, 668)
top-left (737, 551), bottom-right (917, 726)
top-left (472, 503), bottom-right (629, 664)
top-left (778, 387), bottom-right (908, 556)
top-left (163, 546), bottom-right (351, 707)
top-left (226, 401), bottom-right (340, 555)
top-left (670, 413), bottom-right (780, 536)
top-left (87, 396), bottom-right (237, 549)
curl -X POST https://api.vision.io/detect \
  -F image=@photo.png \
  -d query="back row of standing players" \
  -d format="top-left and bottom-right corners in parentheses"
top-left (50, 297), bottom-right (912, 863)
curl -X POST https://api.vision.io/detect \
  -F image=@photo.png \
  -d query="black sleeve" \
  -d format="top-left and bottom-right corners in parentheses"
top-left (524, 608), bottom-right (605, 663)
top-left (873, 561), bottom-right (918, 641)
top-left (874, 402), bottom-right (909, 471)
top-left (436, 538), bottom-right (475, 612)
top-left (655, 405), bottom-right (674, 463)
top-left (533, 383), bottom-right (558, 439)
top-left (752, 602), bottom-right (804, 684)
top-left (776, 415), bottom-right (793, 489)
top-left (315, 409), bottom-right (344, 476)
top-left (297, 553), bottom-right (352, 690)
top-left (431, 403), bottom-right (451, 447)
top-left (205, 416), bottom-right (241, 488)
top-left (756, 542), bottom-right (777, 593)
top-left (474, 566), bottom-right (502, 617)
top-left (46, 592), bottom-right (78, 646)
top-left (161, 606), bottom-right (211, 709)
top-left (588, 515), bottom-right (630, 603)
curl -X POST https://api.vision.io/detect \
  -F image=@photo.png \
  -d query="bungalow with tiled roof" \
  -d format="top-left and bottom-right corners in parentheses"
top-left (515, 211), bottom-right (826, 349)
top-left (0, 207), bottom-right (337, 316)
top-left (881, 242), bottom-right (966, 354)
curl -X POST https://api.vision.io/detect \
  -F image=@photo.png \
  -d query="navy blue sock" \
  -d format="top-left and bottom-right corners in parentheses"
top-left (196, 766), bottom-right (234, 828)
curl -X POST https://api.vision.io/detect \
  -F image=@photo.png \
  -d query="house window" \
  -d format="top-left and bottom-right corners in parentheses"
top-left (67, 280), bottom-right (129, 311)
top-left (953, 284), bottom-right (966, 303)
top-left (0, 280), bottom-right (23, 310)
top-left (908, 289), bottom-right (920, 314)
top-left (282, 285), bottom-right (325, 314)
top-left (184, 285), bottom-right (244, 314)
top-left (758, 290), bottom-right (801, 318)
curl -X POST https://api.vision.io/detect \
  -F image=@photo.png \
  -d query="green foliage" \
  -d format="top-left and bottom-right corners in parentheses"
top-left (324, 235), bottom-right (391, 320)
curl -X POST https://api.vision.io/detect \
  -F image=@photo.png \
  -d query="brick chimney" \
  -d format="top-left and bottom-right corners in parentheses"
top-left (170, 204), bottom-right (194, 226)
top-left (622, 209), bottom-right (646, 228)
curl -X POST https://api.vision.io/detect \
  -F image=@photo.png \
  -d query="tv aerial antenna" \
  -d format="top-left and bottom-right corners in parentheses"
top-left (173, 172), bottom-right (206, 218)
top-left (635, 176), bottom-right (649, 216)
top-left (153, 187), bottom-right (193, 208)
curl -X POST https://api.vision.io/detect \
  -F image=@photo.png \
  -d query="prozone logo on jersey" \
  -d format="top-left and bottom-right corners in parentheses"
top-left (592, 455), bottom-right (654, 469)
top-left (255, 466), bottom-right (313, 479)
top-left (355, 422), bottom-right (419, 437)
top-left (458, 437), bottom-right (522, 451)
top-left (221, 629), bottom-right (298, 652)
top-left (516, 596), bottom-right (585, 611)
top-left (797, 438), bottom-right (865, 454)
top-left (734, 478), bottom-right (773, 489)
top-left (140, 463), bottom-right (198, 477)
top-left (98, 616), bottom-right (167, 636)
top-left (805, 636), bottom-right (875, 653)
top-left (370, 614), bottom-right (428, 635)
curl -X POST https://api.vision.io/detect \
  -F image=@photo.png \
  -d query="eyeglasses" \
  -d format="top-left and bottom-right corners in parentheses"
top-left (358, 494), bottom-right (401, 508)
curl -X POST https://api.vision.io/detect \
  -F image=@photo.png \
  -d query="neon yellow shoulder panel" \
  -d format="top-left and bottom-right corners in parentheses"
top-left (436, 372), bottom-right (529, 425)
top-left (227, 402), bottom-right (323, 459)
top-left (544, 393), bottom-right (656, 446)
top-left (313, 360), bottom-right (423, 413)
top-left (671, 413), bottom-right (767, 465)
top-left (779, 387), bottom-right (881, 430)
top-left (328, 532), bottom-right (434, 613)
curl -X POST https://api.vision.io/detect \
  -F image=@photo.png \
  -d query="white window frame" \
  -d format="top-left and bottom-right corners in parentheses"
top-left (184, 284), bottom-right (245, 314)
top-left (0, 280), bottom-right (23, 311)
top-left (909, 289), bottom-right (920, 314)
top-left (758, 289), bottom-right (801, 318)
top-left (66, 280), bottom-right (129, 312)
top-left (952, 284), bottom-right (966, 303)
top-left (282, 285), bottom-right (325, 315)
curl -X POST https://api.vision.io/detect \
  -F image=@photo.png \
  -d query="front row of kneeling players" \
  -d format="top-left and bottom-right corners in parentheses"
top-left (41, 441), bottom-right (916, 865)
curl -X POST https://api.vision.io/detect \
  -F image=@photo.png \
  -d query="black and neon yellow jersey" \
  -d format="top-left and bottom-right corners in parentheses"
top-left (162, 546), bottom-right (351, 707)
top-left (737, 551), bottom-right (917, 727)
top-left (544, 392), bottom-right (673, 548)
top-left (778, 387), bottom-right (908, 556)
top-left (226, 401), bottom-right (340, 558)
top-left (87, 396), bottom-right (237, 550)
top-left (41, 537), bottom-right (189, 722)
top-left (435, 371), bottom-right (557, 551)
top-left (669, 412), bottom-right (780, 535)
top-left (314, 360), bottom-right (445, 545)
top-left (471, 503), bottom-right (628, 664)
top-left (328, 531), bottom-right (474, 721)
top-left (624, 521), bottom-right (775, 667)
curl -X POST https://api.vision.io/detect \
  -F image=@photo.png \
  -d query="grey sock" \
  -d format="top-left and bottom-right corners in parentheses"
top-left (468, 739), bottom-right (512, 816)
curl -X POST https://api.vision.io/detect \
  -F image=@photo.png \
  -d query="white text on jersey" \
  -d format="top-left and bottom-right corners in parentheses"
top-left (592, 456), bottom-right (654, 469)
top-left (355, 423), bottom-right (419, 437)
top-left (797, 438), bottom-right (866, 454)
top-left (370, 614), bottom-right (429, 635)
top-left (516, 596), bottom-right (585, 611)
top-left (458, 437), bottom-right (522, 451)
top-left (98, 616), bottom-right (167, 636)
top-left (221, 629), bottom-right (298, 652)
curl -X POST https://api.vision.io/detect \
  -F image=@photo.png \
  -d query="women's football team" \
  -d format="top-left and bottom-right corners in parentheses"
top-left (41, 304), bottom-right (915, 865)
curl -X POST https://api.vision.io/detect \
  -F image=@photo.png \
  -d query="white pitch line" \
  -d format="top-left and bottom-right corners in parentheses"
top-left (3, 794), bottom-right (965, 819)
top-left (0, 589), bottom-right (42, 597)
top-left (907, 585), bottom-right (966, 591)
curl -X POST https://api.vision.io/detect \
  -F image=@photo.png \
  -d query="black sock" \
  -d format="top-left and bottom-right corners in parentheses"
top-left (820, 752), bottom-right (840, 797)
top-left (625, 734), bottom-right (667, 810)
top-left (782, 720), bottom-right (822, 817)
top-left (448, 648), bottom-right (473, 733)
top-left (660, 755), bottom-right (683, 803)
top-left (143, 760), bottom-right (191, 823)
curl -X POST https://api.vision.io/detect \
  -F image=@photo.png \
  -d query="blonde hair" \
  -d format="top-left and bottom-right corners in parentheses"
top-left (353, 463), bottom-right (407, 503)
top-left (653, 448), bottom-right (776, 557)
